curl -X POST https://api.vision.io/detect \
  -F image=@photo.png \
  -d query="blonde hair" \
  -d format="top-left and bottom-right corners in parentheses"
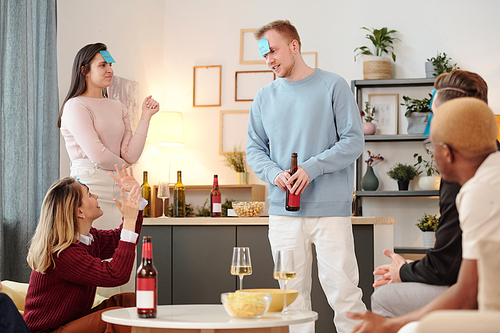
top-left (431, 98), bottom-right (498, 158)
top-left (253, 20), bottom-right (301, 51)
top-left (27, 178), bottom-right (82, 273)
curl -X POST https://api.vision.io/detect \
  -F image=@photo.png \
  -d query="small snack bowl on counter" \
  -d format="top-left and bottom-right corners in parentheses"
top-left (232, 202), bottom-right (265, 217)
top-left (239, 288), bottom-right (298, 312)
top-left (221, 292), bottom-right (271, 318)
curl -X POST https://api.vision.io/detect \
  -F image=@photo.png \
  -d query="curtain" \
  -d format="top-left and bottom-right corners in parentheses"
top-left (0, 0), bottom-right (59, 282)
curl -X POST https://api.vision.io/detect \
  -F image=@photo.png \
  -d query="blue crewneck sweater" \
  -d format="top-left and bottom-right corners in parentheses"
top-left (246, 69), bottom-right (364, 217)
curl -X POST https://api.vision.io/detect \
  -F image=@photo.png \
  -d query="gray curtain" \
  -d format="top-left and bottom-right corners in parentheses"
top-left (0, 0), bottom-right (59, 282)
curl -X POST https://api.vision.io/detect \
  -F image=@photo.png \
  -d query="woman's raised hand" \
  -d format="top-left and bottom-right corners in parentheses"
top-left (109, 164), bottom-right (139, 192)
top-left (114, 185), bottom-right (141, 232)
top-left (141, 95), bottom-right (160, 121)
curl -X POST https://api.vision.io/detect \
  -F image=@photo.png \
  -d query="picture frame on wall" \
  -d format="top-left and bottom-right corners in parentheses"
top-left (239, 28), bottom-right (265, 64)
top-left (235, 70), bottom-right (276, 101)
top-left (302, 51), bottom-right (317, 68)
top-left (219, 110), bottom-right (249, 155)
top-left (368, 93), bottom-right (399, 135)
top-left (193, 65), bottom-right (222, 107)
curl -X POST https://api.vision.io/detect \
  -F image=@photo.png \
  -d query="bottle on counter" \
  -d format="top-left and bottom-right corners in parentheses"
top-left (141, 171), bottom-right (151, 218)
top-left (285, 153), bottom-right (300, 211)
top-left (137, 236), bottom-right (157, 318)
top-left (210, 175), bottom-right (222, 217)
top-left (173, 170), bottom-right (186, 217)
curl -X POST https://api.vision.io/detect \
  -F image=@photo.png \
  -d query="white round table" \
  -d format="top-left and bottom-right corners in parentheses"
top-left (102, 304), bottom-right (318, 333)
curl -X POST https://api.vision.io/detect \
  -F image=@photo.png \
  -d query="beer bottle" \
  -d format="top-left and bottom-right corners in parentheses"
top-left (137, 236), bottom-right (157, 318)
top-left (210, 175), bottom-right (222, 217)
top-left (285, 153), bottom-right (300, 211)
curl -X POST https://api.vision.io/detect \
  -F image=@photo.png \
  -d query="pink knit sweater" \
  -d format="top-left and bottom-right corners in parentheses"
top-left (24, 215), bottom-right (143, 332)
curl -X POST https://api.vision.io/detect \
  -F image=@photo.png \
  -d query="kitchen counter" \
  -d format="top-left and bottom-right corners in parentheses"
top-left (144, 216), bottom-right (396, 226)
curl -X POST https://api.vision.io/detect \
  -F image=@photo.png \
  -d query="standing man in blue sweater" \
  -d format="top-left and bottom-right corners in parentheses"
top-left (246, 20), bottom-right (366, 333)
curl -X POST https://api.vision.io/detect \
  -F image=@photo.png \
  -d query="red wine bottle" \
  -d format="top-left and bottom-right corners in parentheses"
top-left (285, 153), bottom-right (300, 211)
top-left (210, 175), bottom-right (222, 217)
top-left (137, 236), bottom-right (157, 318)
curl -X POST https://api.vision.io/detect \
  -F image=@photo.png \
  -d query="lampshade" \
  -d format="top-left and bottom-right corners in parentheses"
top-left (151, 111), bottom-right (184, 146)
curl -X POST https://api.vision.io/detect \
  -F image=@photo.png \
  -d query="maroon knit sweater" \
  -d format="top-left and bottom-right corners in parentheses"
top-left (24, 214), bottom-right (143, 332)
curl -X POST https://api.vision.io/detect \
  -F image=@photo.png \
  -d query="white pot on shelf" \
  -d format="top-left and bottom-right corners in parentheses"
top-left (418, 176), bottom-right (441, 191)
top-left (422, 231), bottom-right (436, 248)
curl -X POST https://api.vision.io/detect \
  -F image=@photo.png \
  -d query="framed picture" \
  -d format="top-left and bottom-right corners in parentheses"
top-left (302, 51), bottom-right (317, 68)
top-left (235, 71), bottom-right (275, 101)
top-left (193, 65), bottom-right (222, 107)
top-left (240, 28), bottom-right (265, 64)
top-left (368, 93), bottom-right (399, 135)
top-left (219, 110), bottom-right (249, 155)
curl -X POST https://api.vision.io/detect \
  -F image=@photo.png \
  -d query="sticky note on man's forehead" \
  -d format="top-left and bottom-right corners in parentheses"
top-left (258, 38), bottom-right (271, 57)
top-left (99, 50), bottom-right (115, 63)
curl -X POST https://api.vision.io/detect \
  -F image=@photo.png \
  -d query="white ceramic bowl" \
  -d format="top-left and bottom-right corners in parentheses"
top-left (221, 292), bottom-right (271, 318)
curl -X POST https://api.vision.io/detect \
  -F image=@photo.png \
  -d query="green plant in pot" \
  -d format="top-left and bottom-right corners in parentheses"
top-left (360, 101), bottom-right (376, 135)
top-left (354, 27), bottom-right (400, 80)
top-left (414, 151), bottom-right (441, 191)
top-left (416, 213), bottom-right (439, 248)
top-left (425, 52), bottom-right (460, 78)
top-left (387, 163), bottom-right (418, 191)
top-left (224, 145), bottom-right (249, 184)
top-left (401, 94), bottom-right (432, 134)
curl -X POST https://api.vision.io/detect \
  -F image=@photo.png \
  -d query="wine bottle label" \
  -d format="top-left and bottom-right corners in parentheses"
top-left (136, 278), bottom-right (156, 309)
top-left (288, 193), bottom-right (300, 206)
top-left (212, 203), bottom-right (222, 213)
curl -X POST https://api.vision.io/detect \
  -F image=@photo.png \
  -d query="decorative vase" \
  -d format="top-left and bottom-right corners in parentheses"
top-left (422, 231), bottom-right (436, 248)
top-left (363, 122), bottom-right (376, 135)
top-left (363, 56), bottom-right (392, 80)
top-left (418, 176), bottom-right (441, 191)
top-left (397, 180), bottom-right (409, 191)
top-left (237, 172), bottom-right (249, 185)
top-left (406, 112), bottom-right (431, 134)
top-left (425, 61), bottom-right (437, 78)
top-left (362, 166), bottom-right (379, 191)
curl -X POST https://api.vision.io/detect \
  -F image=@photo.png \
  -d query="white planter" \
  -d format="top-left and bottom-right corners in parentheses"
top-left (418, 176), bottom-right (441, 191)
top-left (406, 112), bottom-right (431, 134)
top-left (363, 56), bottom-right (392, 80)
top-left (422, 231), bottom-right (436, 248)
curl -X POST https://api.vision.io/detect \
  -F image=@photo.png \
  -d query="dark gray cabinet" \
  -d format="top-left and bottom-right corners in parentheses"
top-left (138, 223), bottom-right (375, 333)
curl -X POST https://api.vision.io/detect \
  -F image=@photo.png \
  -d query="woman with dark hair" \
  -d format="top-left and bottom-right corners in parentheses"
top-left (57, 42), bottom-right (159, 232)
top-left (24, 165), bottom-right (143, 333)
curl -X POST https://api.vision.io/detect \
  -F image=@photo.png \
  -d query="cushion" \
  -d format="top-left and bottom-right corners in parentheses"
top-left (477, 239), bottom-right (500, 311)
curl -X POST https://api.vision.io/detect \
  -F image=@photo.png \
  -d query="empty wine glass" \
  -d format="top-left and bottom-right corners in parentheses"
top-left (157, 182), bottom-right (170, 218)
top-left (273, 250), bottom-right (296, 314)
top-left (231, 247), bottom-right (252, 290)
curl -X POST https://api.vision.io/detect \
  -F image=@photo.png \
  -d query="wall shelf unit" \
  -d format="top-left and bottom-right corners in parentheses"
top-left (352, 78), bottom-right (436, 216)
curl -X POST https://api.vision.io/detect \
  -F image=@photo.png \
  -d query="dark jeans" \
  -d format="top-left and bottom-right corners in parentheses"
top-left (0, 293), bottom-right (30, 333)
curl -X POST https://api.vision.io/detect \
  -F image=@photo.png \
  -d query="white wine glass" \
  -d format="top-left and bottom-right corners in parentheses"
top-left (273, 250), bottom-right (296, 314)
top-left (157, 182), bottom-right (170, 218)
top-left (231, 247), bottom-right (252, 290)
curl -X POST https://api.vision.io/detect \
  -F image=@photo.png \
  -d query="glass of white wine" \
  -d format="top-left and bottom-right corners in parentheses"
top-left (157, 182), bottom-right (170, 218)
top-left (273, 250), bottom-right (296, 314)
top-left (231, 247), bottom-right (252, 290)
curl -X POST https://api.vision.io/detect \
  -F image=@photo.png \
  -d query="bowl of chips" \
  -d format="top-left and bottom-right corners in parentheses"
top-left (240, 289), bottom-right (298, 312)
top-left (221, 292), bottom-right (271, 318)
top-left (232, 202), bottom-right (265, 217)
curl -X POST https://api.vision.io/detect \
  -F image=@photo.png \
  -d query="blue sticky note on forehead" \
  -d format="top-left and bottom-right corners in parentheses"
top-left (258, 38), bottom-right (271, 57)
top-left (99, 50), bottom-right (115, 63)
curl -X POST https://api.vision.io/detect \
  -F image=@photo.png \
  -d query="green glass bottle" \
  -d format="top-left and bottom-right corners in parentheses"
top-left (173, 171), bottom-right (185, 217)
top-left (141, 171), bottom-right (151, 217)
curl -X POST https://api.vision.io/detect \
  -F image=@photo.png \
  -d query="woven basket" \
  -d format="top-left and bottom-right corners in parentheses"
top-left (363, 56), bottom-right (392, 80)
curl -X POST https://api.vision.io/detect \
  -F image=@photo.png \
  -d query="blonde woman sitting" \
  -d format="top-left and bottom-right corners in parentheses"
top-left (24, 165), bottom-right (145, 333)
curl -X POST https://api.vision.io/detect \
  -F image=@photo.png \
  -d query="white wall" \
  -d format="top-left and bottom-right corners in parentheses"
top-left (58, 0), bottom-right (500, 246)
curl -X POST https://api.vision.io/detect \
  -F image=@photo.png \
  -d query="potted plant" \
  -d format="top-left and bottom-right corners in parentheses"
top-left (387, 162), bottom-right (418, 190)
top-left (354, 27), bottom-right (400, 80)
top-left (224, 145), bottom-right (248, 184)
top-left (360, 101), bottom-right (376, 135)
top-left (416, 213), bottom-right (438, 248)
top-left (361, 150), bottom-right (384, 191)
top-left (425, 52), bottom-right (460, 78)
top-left (414, 152), bottom-right (441, 191)
top-left (401, 94), bottom-right (432, 134)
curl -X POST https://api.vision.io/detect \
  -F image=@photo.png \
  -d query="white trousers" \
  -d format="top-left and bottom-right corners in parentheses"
top-left (269, 215), bottom-right (367, 333)
top-left (70, 158), bottom-right (136, 295)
